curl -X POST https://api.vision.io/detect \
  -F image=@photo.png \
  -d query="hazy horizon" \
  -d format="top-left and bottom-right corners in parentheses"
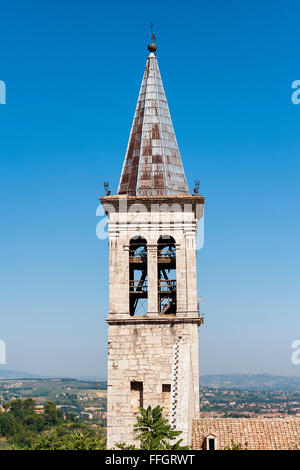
top-left (1, 367), bottom-right (300, 381)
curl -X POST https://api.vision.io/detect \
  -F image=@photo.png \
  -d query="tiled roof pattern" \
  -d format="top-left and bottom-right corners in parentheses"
top-left (193, 418), bottom-right (300, 450)
top-left (118, 52), bottom-right (189, 196)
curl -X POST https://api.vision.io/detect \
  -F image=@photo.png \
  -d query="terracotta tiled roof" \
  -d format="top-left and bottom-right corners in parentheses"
top-left (118, 48), bottom-right (189, 196)
top-left (193, 418), bottom-right (300, 450)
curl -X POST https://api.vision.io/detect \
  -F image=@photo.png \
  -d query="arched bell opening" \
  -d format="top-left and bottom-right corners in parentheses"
top-left (157, 235), bottom-right (176, 315)
top-left (129, 236), bottom-right (148, 316)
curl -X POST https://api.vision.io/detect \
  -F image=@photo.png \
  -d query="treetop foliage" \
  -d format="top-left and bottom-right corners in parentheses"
top-left (0, 398), bottom-right (105, 450)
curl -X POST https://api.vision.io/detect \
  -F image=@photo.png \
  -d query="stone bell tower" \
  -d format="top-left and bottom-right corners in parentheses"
top-left (101, 39), bottom-right (204, 449)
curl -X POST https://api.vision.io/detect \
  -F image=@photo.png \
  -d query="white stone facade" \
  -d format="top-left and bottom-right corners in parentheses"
top-left (101, 195), bottom-right (204, 449)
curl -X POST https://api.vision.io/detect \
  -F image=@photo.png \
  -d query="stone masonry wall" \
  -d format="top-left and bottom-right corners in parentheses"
top-left (102, 196), bottom-right (204, 449)
top-left (107, 321), bottom-right (199, 449)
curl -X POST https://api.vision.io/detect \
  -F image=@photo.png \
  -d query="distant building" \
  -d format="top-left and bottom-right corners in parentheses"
top-left (80, 412), bottom-right (93, 420)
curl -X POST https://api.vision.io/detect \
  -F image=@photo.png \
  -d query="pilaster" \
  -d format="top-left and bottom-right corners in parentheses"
top-left (147, 244), bottom-right (158, 316)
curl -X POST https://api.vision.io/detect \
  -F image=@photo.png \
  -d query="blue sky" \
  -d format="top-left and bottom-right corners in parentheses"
top-left (0, 0), bottom-right (299, 378)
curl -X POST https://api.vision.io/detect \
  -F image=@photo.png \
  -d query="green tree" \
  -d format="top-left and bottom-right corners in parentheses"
top-left (9, 399), bottom-right (24, 420)
top-left (31, 431), bottom-right (61, 450)
top-left (33, 414), bottom-right (47, 432)
top-left (0, 412), bottom-right (16, 436)
top-left (64, 430), bottom-right (106, 450)
top-left (65, 412), bottom-right (78, 422)
top-left (44, 401), bottom-right (62, 426)
top-left (0, 398), bottom-right (107, 450)
top-left (23, 398), bottom-right (36, 416)
top-left (115, 442), bottom-right (137, 450)
top-left (133, 405), bottom-right (189, 450)
top-left (32, 428), bottom-right (106, 450)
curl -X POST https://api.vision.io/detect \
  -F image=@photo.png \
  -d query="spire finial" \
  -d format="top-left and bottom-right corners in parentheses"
top-left (148, 22), bottom-right (157, 53)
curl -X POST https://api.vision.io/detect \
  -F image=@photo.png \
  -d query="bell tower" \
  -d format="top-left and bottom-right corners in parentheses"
top-left (101, 39), bottom-right (204, 449)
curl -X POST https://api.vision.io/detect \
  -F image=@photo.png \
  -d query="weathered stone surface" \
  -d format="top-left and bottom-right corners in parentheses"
top-left (107, 321), bottom-right (199, 448)
top-left (102, 196), bottom-right (203, 449)
top-left (101, 42), bottom-right (204, 452)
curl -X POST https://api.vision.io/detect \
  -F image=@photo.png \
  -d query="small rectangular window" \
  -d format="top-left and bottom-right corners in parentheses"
top-left (208, 438), bottom-right (216, 450)
top-left (162, 384), bottom-right (171, 413)
top-left (130, 381), bottom-right (143, 411)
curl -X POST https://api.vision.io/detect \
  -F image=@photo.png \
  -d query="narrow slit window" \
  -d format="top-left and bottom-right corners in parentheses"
top-left (130, 381), bottom-right (143, 411)
top-left (162, 384), bottom-right (171, 413)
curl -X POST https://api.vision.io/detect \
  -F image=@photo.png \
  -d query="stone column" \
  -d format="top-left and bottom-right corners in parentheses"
top-left (108, 232), bottom-right (129, 318)
top-left (176, 238), bottom-right (187, 316)
top-left (147, 244), bottom-right (158, 316)
top-left (191, 325), bottom-right (200, 417)
top-left (185, 233), bottom-right (198, 314)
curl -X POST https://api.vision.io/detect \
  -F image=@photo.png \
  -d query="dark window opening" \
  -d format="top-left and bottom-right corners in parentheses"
top-left (208, 438), bottom-right (216, 450)
top-left (129, 236), bottom-right (148, 316)
top-left (157, 235), bottom-right (176, 314)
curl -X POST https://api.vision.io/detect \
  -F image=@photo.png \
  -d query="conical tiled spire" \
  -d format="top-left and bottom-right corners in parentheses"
top-left (118, 46), bottom-right (189, 196)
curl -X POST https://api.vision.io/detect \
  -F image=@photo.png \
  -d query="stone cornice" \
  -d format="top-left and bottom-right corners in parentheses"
top-left (106, 316), bottom-right (203, 326)
top-left (100, 194), bottom-right (204, 219)
top-left (101, 194), bottom-right (204, 205)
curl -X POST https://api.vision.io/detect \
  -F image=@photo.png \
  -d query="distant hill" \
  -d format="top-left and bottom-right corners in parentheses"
top-left (0, 370), bottom-right (105, 381)
top-left (2, 370), bottom-right (300, 391)
top-left (0, 369), bottom-right (46, 379)
top-left (74, 375), bottom-right (106, 382)
top-left (0, 368), bottom-right (106, 382)
top-left (200, 373), bottom-right (300, 391)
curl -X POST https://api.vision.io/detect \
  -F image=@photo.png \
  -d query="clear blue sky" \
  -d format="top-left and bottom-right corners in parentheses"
top-left (0, 0), bottom-right (299, 378)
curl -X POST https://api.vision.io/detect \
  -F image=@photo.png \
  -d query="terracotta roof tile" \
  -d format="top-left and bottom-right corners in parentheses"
top-left (193, 418), bottom-right (300, 450)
